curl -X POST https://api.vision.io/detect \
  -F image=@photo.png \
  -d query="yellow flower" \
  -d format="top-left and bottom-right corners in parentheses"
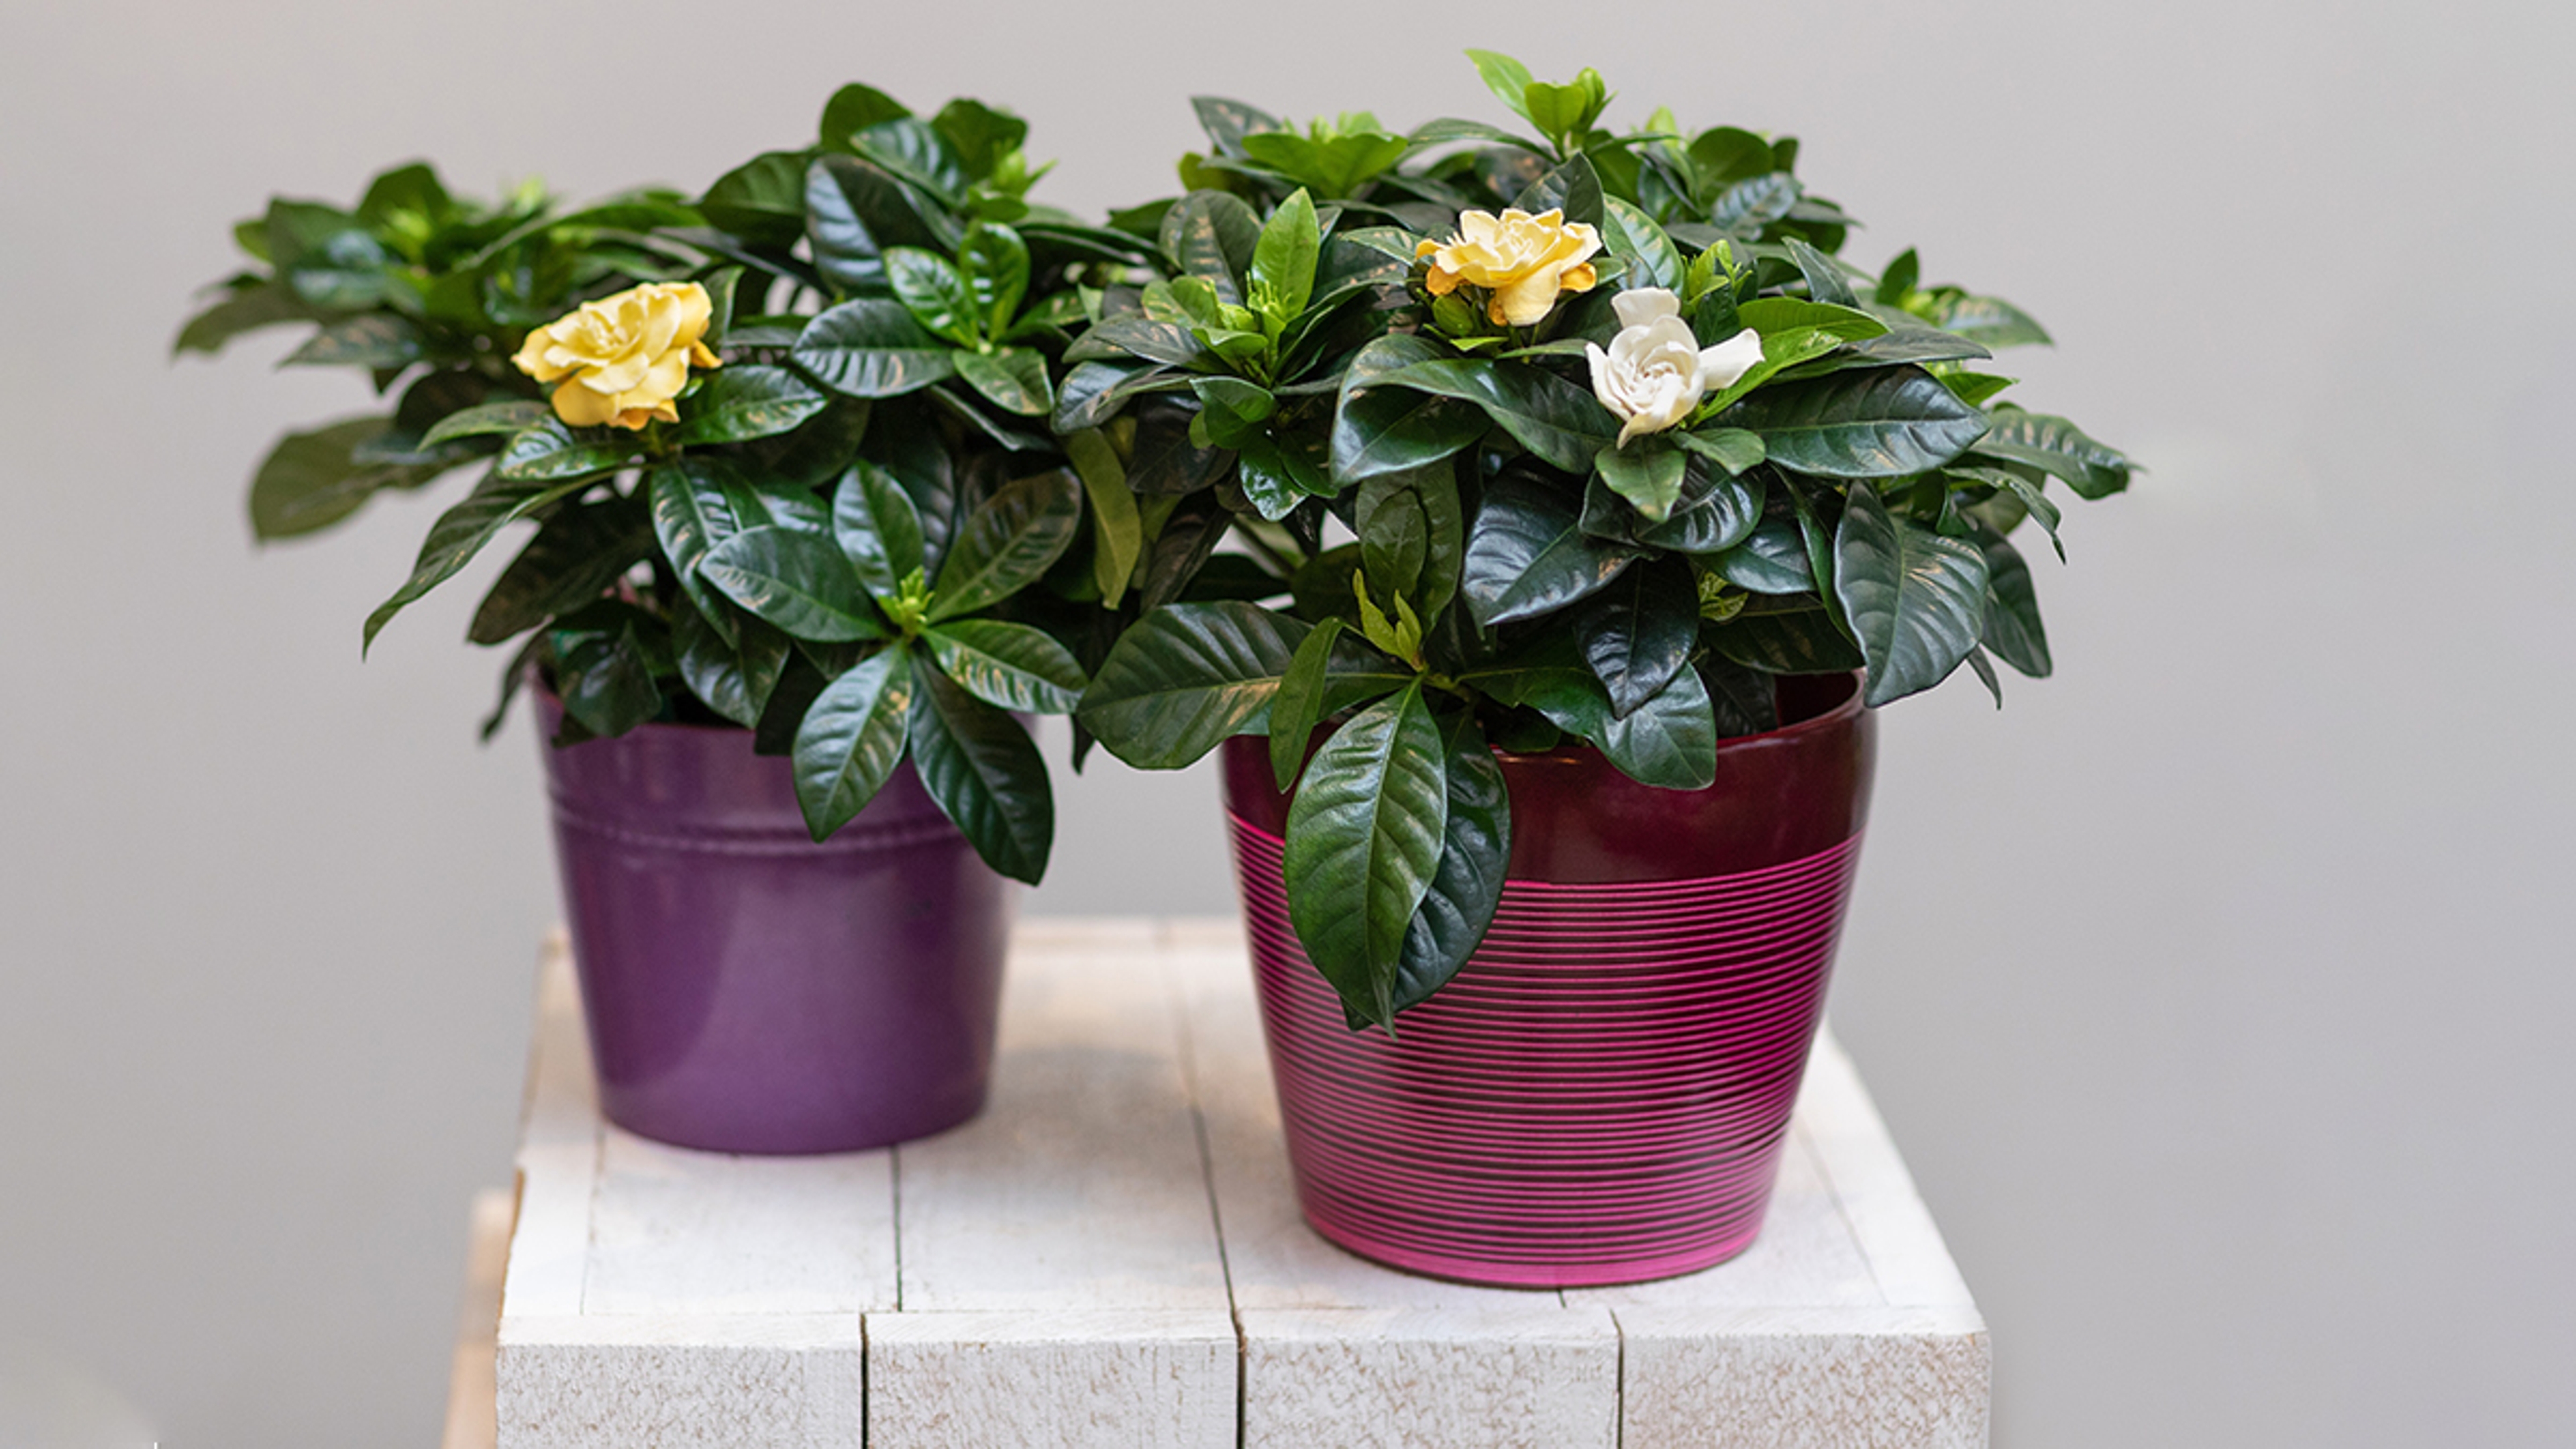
top-left (1414, 207), bottom-right (1604, 326)
top-left (512, 281), bottom-right (721, 431)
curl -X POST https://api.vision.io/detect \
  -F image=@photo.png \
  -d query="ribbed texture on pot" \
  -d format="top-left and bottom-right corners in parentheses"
top-left (1228, 817), bottom-right (1864, 1288)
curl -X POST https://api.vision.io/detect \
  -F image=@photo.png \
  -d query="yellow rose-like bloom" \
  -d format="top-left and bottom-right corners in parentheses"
top-left (1414, 208), bottom-right (1604, 326)
top-left (512, 282), bottom-right (722, 431)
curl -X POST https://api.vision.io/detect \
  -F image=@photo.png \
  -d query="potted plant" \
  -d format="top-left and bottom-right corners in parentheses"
top-left (1069, 54), bottom-right (2134, 1285)
top-left (180, 82), bottom-right (1150, 1155)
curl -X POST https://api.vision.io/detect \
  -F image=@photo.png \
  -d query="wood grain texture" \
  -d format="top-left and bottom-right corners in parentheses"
top-left (1238, 1306), bottom-right (1621, 1449)
top-left (1614, 1305), bottom-right (1992, 1449)
top-left (496, 1315), bottom-right (861, 1449)
top-left (866, 1309), bottom-right (1237, 1448)
top-left (1797, 1036), bottom-right (1981, 1309)
top-left (585, 1130), bottom-right (896, 1316)
top-left (502, 934), bottom-right (599, 1321)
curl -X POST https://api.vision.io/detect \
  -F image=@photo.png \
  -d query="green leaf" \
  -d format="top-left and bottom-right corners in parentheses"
top-left (1332, 334), bottom-right (1491, 481)
top-left (1064, 428), bottom-right (1142, 606)
top-left (792, 299), bottom-right (959, 398)
top-left (1926, 293), bottom-right (2052, 348)
top-left (1971, 411), bottom-right (2133, 499)
top-left (1079, 601), bottom-right (1309, 768)
top-left (1601, 197), bottom-right (1683, 290)
top-left (1709, 172), bottom-right (1801, 234)
top-left (1941, 371), bottom-right (2019, 409)
top-left (1727, 367), bottom-right (1989, 479)
top-left (674, 599), bottom-right (789, 727)
top-left (1576, 556), bottom-right (1700, 717)
top-left (674, 365), bottom-right (828, 445)
top-left (1835, 484), bottom-right (1990, 706)
top-left (496, 417), bottom-right (635, 483)
top-left (1784, 237), bottom-right (1858, 307)
top-left (885, 246), bottom-right (979, 345)
top-left (1356, 460), bottom-right (1465, 622)
top-left (1709, 607), bottom-right (1864, 674)
top-left (700, 150), bottom-right (811, 250)
top-left (1876, 248), bottom-right (1921, 305)
top-left (1464, 49), bottom-right (1536, 124)
top-left (1391, 712), bottom-right (1511, 1014)
top-left (1975, 527), bottom-right (2051, 678)
top-left (1191, 96), bottom-right (1282, 158)
top-left (1686, 127), bottom-right (1775, 191)
top-left (827, 458), bottom-right (925, 598)
top-left (1731, 297), bottom-right (1888, 343)
top-left (422, 401), bottom-right (551, 448)
top-left (1052, 360), bottom-right (1177, 433)
top-left (793, 645), bottom-right (915, 838)
top-left (806, 155), bottom-right (957, 292)
top-left (1635, 467), bottom-right (1764, 553)
top-left (282, 313), bottom-right (423, 369)
top-left (1510, 154), bottom-right (1604, 230)
top-left (926, 619), bottom-right (1087, 713)
top-left (1283, 684), bottom-right (1447, 1029)
top-left (821, 83), bottom-right (910, 147)
top-left (1267, 616), bottom-right (1345, 790)
top-left (468, 496), bottom-right (654, 645)
top-left (1376, 358), bottom-right (1616, 474)
top-left (909, 667), bottom-right (1053, 882)
top-left (701, 525), bottom-right (886, 641)
top-left (1674, 426), bottom-right (1766, 476)
top-left (1249, 188), bottom-right (1320, 323)
top-left (1065, 314), bottom-right (1205, 367)
top-left (551, 621), bottom-right (663, 740)
top-left (362, 469), bottom-right (584, 648)
top-left (1710, 519), bottom-right (1813, 593)
top-left (952, 346), bottom-right (1053, 417)
top-left (173, 280), bottom-right (320, 355)
top-left (928, 468), bottom-right (1083, 621)
top-left (931, 99), bottom-right (1028, 180)
top-left (1599, 662), bottom-right (1717, 789)
top-left (958, 223), bottom-right (1030, 339)
top-left (1460, 470), bottom-right (1640, 627)
top-left (1595, 441), bottom-right (1689, 522)
top-left (1158, 191), bottom-right (1262, 306)
top-left (250, 418), bottom-right (439, 541)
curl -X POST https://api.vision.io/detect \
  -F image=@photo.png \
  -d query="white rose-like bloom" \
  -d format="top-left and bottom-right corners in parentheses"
top-left (1584, 288), bottom-right (1764, 447)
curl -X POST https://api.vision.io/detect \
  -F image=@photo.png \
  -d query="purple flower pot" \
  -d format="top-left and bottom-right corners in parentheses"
top-left (1220, 674), bottom-right (1876, 1287)
top-left (538, 698), bottom-right (1009, 1154)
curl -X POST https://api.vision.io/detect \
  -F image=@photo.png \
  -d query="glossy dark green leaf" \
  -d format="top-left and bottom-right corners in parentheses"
top-left (1835, 484), bottom-right (1990, 706)
top-left (1701, 653), bottom-right (1782, 739)
top-left (928, 468), bottom-right (1082, 621)
top-left (1727, 367), bottom-right (1988, 478)
top-left (822, 458), bottom-right (921, 600)
top-left (1975, 527), bottom-right (2051, 678)
top-left (1461, 470), bottom-right (1640, 627)
top-left (805, 156), bottom-right (951, 293)
top-left (172, 280), bottom-right (320, 355)
top-left (1464, 49), bottom-right (1536, 121)
top-left (1053, 360), bottom-right (1175, 432)
top-left (1377, 358), bottom-right (1616, 474)
top-left (702, 525), bottom-right (885, 641)
top-left (673, 365), bottom-right (828, 445)
top-left (792, 645), bottom-right (914, 838)
top-left (1834, 321), bottom-right (1992, 369)
top-left (422, 401), bottom-right (551, 448)
top-left (551, 622), bottom-right (663, 740)
top-left (1686, 127), bottom-right (1775, 191)
top-left (1709, 172), bottom-right (1801, 234)
top-left (1158, 191), bottom-right (1261, 305)
top-left (282, 313), bottom-right (422, 369)
top-left (469, 496), bottom-right (653, 645)
top-left (820, 84), bottom-right (910, 147)
top-left (362, 469), bottom-right (584, 647)
top-left (674, 598), bottom-right (789, 727)
top-left (1124, 400), bottom-right (1232, 496)
top-left (1674, 426), bottom-right (1766, 478)
top-left (952, 346), bottom-right (1053, 417)
top-left (1709, 606), bottom-right (1864, 674)
top-left (1577, 556), bottom-right (1700, 716)
top-left (251, 418), bottom-right (438, 541)
top-left (850, 117), bottom-right (971, 207)
top-left (1784, 236), bottom-right (1858, 306)
top-left (1065, 314), bottom-right (1205, 367)
top-left (1356, 460), bottom-right (1465, 621)
top-left (923, 619), bottom-right (1087, 714)
top-left (496, 417), bottom-right (635, 482)
top-left (958, 223), bottom-right (1030, 338)
top-left (885, 246), bottom-right (979, 345)
top-left (1389, 712), bottom-right (1510, 1014)
top-left (1927, 293), bottom-right (2052, 349)
top-left (1510, 154), bottom-right (1603, 229)
top-left (792, 299), bottom-right (958, 398)
top-left (1876, 248), bottom-right (1921, 305)
top-left (1970, 410), bottom-right (2133, 499)
top-left (1597, 662), bottom-right (1717, 788)
top-left (1710, 519), bottom-right (1813, 592)
top-left (1267, 616), bottom-right (1345, 790)
top-left (1638, 467), bottom-right (1765, 553)
top-left (931, 99), bottom-right (1028, 180)
top-left (1332, 334), bottom-right (1490, 480)
top-left (700, 150), bottom-right (811, 250)
top-left (1594, 441), bottom-right (1689, 522)
top-left (1078, 601), bottom-right (1309, 768)
top-left (1600, 197), bottom-right (1683, 290)
top-left (1731, 296), bottom-right (1889, 343)
top-left (908, 667), bottom-right (1053, 882)
top-left (1283, 684), bottom-right (1447, 1029)
top-left (1249, 188), bottom-right (1320, 323)
top-left (1191, 96), bottom-right (1282, 158)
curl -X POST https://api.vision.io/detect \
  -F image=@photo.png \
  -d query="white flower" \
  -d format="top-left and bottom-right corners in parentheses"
top-left (1582, 288), bottom-right (1764, 447)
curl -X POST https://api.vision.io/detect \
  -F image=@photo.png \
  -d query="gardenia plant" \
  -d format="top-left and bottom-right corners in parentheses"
top-left (1066, 52), bottom-right (2135, 1027)
top-left (182, 83), bottom-right (1160, 882)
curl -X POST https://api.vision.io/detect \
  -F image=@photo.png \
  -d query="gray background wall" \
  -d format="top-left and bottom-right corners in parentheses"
top-left (3, 0), bottom-right (2569, 1443)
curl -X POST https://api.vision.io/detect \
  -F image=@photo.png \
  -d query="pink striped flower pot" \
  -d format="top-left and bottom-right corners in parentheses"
top-left (1218, 674), bottom-right (1876, 1289)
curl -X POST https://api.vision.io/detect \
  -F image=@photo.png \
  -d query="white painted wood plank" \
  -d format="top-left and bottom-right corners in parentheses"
top-left (895, 918), bottom-right (1229, 1313)
top-left (1799, 1032), bottom-right (1980, 1309)
top-left (501, 935), bottom-right (599, 1320)
top-left (584, 1130), bottom-right (896, 1316)
top-left (1564, 1124), bottom-right (1884, 1311)
top-left (865, 1309), bottom-right (1236, 1448)
top-left (1238, 1306), bottom-right (1620, 1449)
top-left (440, 1189), bottom-right (513, 1449)
top-left (1163, 921), bottom-right (1556, 1311)
top-left (494, 1315), bottom-right (861, 1449)
top-left (1613, 1304), bottom-right (1990, 1449)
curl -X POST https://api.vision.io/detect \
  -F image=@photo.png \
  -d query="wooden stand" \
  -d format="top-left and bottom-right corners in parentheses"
top-left (444, 919), bottom-right (1988, 1448)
